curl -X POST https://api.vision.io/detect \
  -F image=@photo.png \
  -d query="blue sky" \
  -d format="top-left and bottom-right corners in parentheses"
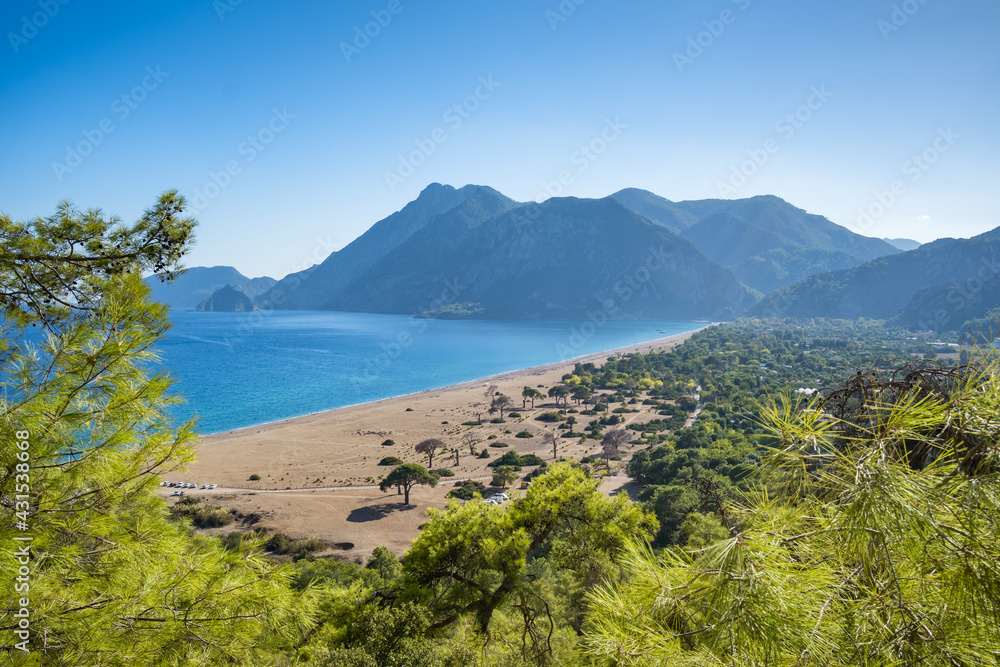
top-left (1, 0), bottom-right (997, 279)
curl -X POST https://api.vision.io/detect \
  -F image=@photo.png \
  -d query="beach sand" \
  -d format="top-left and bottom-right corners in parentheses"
top-left (173, 328), bottom-right (705, 560)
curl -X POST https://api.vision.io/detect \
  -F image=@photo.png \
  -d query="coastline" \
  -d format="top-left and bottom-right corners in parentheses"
top-left (199, 325), bottom-right (713, 442)
top-left (180, 325), bottom-right (712, 558)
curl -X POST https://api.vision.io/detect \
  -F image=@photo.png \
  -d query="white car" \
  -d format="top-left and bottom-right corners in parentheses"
top-left (209, 484), bottom-right (217, 489)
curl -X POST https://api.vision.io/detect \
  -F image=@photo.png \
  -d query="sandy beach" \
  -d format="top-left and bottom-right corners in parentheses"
top-left (173, 328), bottom-right (706, 560)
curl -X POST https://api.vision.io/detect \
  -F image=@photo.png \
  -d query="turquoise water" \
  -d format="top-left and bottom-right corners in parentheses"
top-left (158, 311), bottom-right (702, 435)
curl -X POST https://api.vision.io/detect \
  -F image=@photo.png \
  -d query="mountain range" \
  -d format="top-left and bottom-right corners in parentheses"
top-left (248, 183), bottom-right (903, 320)
top-left (164, 184), bottom-right (992, 328)
top-left (144, 266), bottom-right (275, 310)
top-left (751, 228), bottom-right (1000, 332)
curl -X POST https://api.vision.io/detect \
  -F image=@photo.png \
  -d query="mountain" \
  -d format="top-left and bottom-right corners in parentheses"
top-left (195, 285), bottom-right (256, 312)
top-left (260, 188), bottom-right (756, 320)
top-left (145, 266), bottom-right (276, 310)
top-left (609, 188), bottom-right (700, 233)
top-left (749, 228), bottom-right (1000, 332)
top-left (673, 196), bottom-right (900, 293)
top-left (883, 237), bottom-right (922, 251)
top-left (257, 183), bottom-right (517, 310)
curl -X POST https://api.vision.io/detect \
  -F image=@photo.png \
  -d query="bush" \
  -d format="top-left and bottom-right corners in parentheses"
top-left (381, 439), bottom-right (395, 447)
top-left (519, 454), bottom-right (545, 467)
top-left (461, 421), bottom-right (480, 426)
top-left (490, 418), bottom-right (506, 424)
top-left (489, 441), bottom-right (509, 448)
top-left (265, 532), bottom-right (325, 560)
top-left (378, 457), bottom-right (404, 466)
top-left (535, 412), bottom-right (566, 422)
top-left (507, 412), bottom-right (521, 419)
top-left (515, 430), bottom-right (534, 438)
top-left (430, 468), bottom-right (455, 477)
top-left (487, 450), bottom-right (524, 469)
top-left (477, 450), bottom-right (491, 459)
top-left (447, 480), bottom-right (486, 500)
top-left (249, 474), bottom-right (261, 481)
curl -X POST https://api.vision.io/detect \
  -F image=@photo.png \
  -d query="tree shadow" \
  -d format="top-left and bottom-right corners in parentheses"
top-left (347, 502), bottom-right (416, 523)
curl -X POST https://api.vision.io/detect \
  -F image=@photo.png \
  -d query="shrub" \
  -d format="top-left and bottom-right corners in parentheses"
top-left (461, 421), bottom-right (480, 426)
top-left (489, 441), bottom-right (509, 448)
top-left (249, 474), bottom-right (261, 481)
top-left (378, 457), bottom-right (404, 466)
top-left (487, 451), bottom-right (524, 469)
top-left (515, 430), bottom-right (534, 438)
top-left (535, 412), bottom-right (565, 422)
top-left (405, 408), bottom-right (413, 412)
top-left (519, 454), bottom-right (544, 467)
top-left (430, 468), bottom-right (455, 477)
top-left (490, 418), bottom-right (506, 424)
top-left (447, 480), bottom-right (486, 500)
top-left (477, 450), bottom-right (491, 459)
top-left (381, 439), bottom-right (395, 447)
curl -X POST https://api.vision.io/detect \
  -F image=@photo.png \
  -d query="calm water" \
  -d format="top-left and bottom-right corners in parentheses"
top-left (158, 311), bottom-right (702, 435)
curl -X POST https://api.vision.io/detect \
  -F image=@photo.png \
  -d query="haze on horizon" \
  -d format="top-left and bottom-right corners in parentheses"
top-left (1, 0), bottom-right (997, 279)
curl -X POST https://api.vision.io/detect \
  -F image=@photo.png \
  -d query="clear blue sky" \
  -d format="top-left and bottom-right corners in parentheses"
top-left (1, 0), bottom-right (997, 279)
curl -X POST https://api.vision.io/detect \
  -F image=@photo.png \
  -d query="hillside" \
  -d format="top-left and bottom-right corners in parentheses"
top-left (675, 196), bottom-right (899, 292)
top-left (750, 228), bottom-right (1000, 331)
top-left (145, 266), bottom-right (275, 310)
top-left (257, 183), bottom-right (518, 310)
top-left (321, 192), bottom-right (755, 319)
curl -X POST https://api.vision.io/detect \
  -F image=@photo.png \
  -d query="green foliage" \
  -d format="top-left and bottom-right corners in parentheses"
top-left (169, 498), bottom-right (236, 528)
top-left (379, 456), bottom-right (404, 466)
top-left (447, 480), bottom-right (486, 500)
top-left (514, 430), bottom-right (534, 438)
top-left (249, 473), bottom-right (261, 480)
top-left (430, 468), bottom-right (455, 477)
top-left (365, 546), bottom-right (401, 581)
top-left (583, 361), bottom-right (1000, 666)
top-left (489, 441), bottom-right (509, 448)
top-left (535, 411), bottom-right (565, 422)
top-left (381, 439), bottom-right (396, 446)
top-left (401, 463), bottom-right (657, 659)
top-left (379, 463), bottom-right (438, 505)
top-left (491, 465), bottom-right (519, 488)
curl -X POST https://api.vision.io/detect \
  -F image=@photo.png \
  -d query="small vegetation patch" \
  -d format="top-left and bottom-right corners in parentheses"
top-left (381, 439), bottom-right (395, 447)
top-left (430, 468), bottom-right (455, 477)
top-left (249, 474), bottom-right (261, 481)
top-left (170, 497), bottom-right (236, 528)
top-left (378, 456), bottom-right (404, 466)
top-left (514, 430), bottom-right (534, 438)
top-left (535, 412), bottom-right (566, 423)
top-left (447, 480), bottom-right (486, 500)
top-left (488, 441), bottom-right (509, 448)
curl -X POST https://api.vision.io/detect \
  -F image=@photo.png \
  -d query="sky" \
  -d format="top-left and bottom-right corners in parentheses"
top-left (1, 0), bottom-right (997, 279)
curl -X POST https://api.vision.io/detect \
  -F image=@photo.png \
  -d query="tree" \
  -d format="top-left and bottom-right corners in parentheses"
top-left (379, 463), bottom-right (438, 505)
top-left (364, 546), bottom-right (400, 580)
top-left (0, 195), bottom-right (306, 664)
top-left (462, 432), bottom-right (477, 455)
top-left (571, 386), bottom-right (592, 405)
top-left (601, 428), bottom-right (630, 462)
top-left (491, 394), bottom-right (512, 419)
top-left (491, 465), bottom-right (519, 489)
top-left (547, 385), bottom-right (570, 409)
top-left (453, 447), bottom-right (460, 466)
top-left (583, 363), bottom-right (1000, 665)
top-left (543, 431), bottom-right (559, 460)
top-left (415, 438), bottom-right (444, 468)
top-left (522, 386), bottom-right (543, 408)
top-left (0, 191), bottom-right (194, 328)
top-left (484, 383), bottom-right (499, 404)
top-left (402, 464), bottom-right (657, 654)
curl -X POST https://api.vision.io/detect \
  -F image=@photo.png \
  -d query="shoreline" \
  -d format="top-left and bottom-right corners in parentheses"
top-left (200, 325), bottom-right (713, 442)
top-left (182, 325), bottom-right (713, 558)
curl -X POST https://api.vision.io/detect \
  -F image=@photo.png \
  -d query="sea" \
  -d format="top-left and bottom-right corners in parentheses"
top-left (158, 311), bottom-right (703, 435)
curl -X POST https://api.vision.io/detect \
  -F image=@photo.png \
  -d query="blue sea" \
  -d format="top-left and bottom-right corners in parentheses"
top-left (158, 311), bottom-right (702, 435)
